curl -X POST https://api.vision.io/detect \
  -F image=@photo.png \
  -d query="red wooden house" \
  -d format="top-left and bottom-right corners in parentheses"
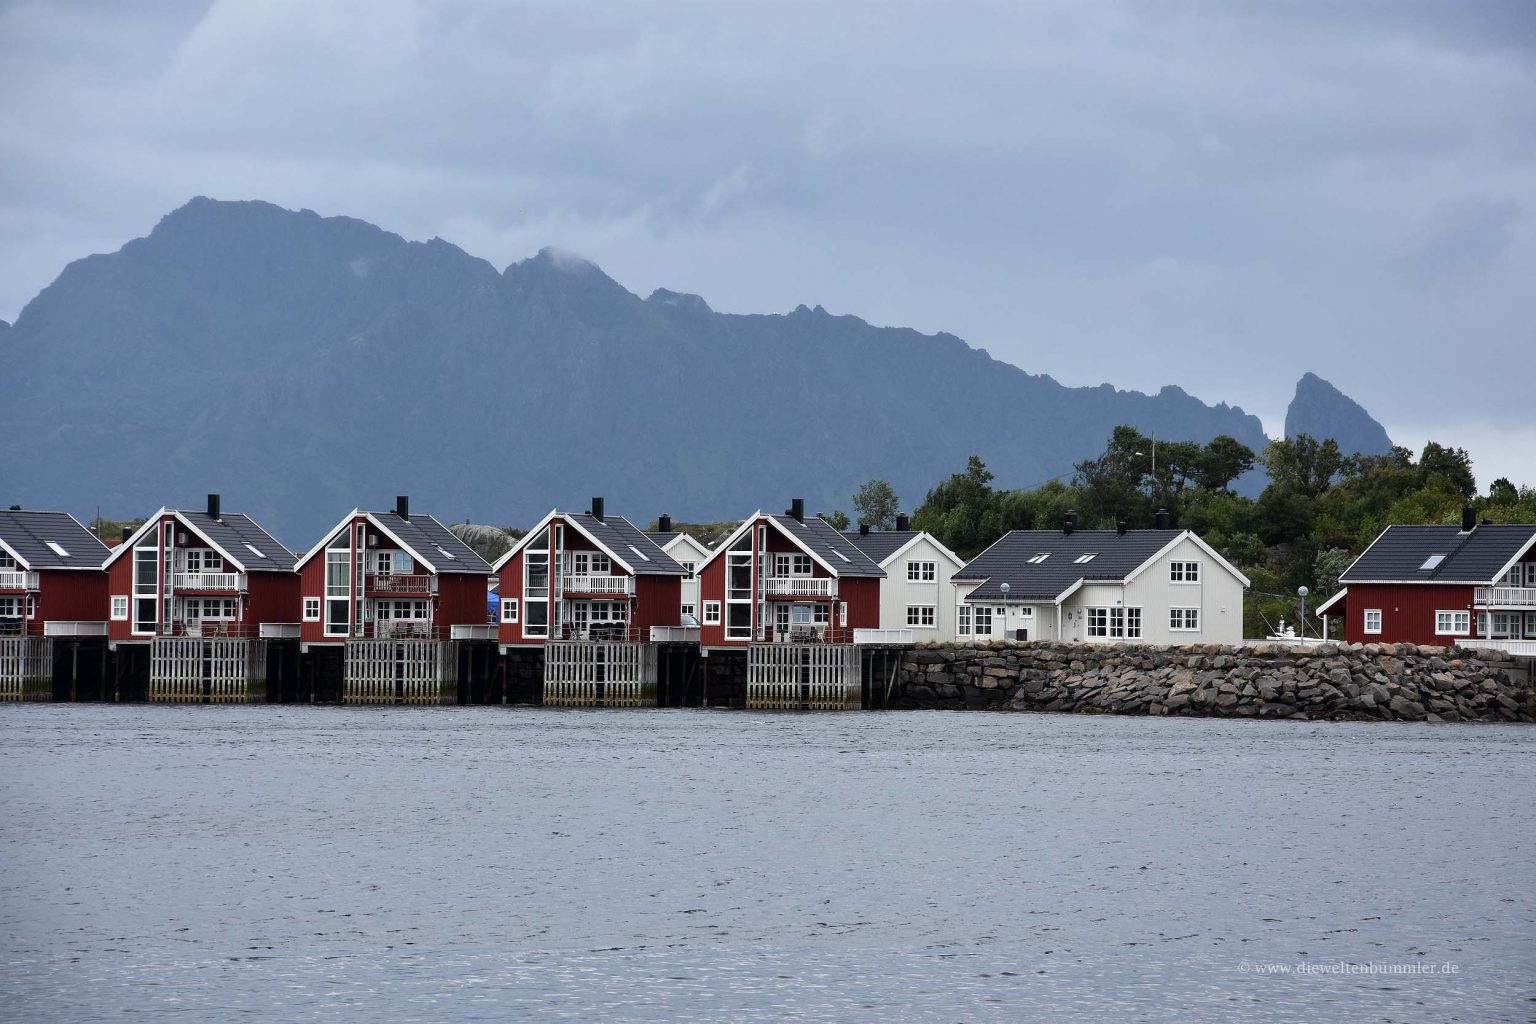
top-left (1316, 509), bottom-right (1536, 650)
top-left (0, 509), bottom-right (110, 637)
top-left (494, 498), bottom-right (688, 646)
top-left (296, 496), bottom-right (492, 644)
top-left (695, 499), bottom-right (885, 648)
top-left (104, 495), bottom-right (299, 642)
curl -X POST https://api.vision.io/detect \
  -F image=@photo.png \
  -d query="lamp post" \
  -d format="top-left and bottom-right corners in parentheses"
top-left (1298, 586), bottom-right (1309, 641)
top-left (1000, 582), bottom-right (1010, 640)
top-left (1133, 434), bottom-right (1158, 500)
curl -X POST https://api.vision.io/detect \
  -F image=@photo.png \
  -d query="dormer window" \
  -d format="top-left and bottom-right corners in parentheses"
top-left (1027, 553), bottom-right (1050, 564)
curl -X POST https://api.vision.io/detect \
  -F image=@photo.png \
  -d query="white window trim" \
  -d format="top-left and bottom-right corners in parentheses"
top-left (956, 604), bottom-right (972, 636)
top-left (906, 560), bottom-right (937, 582)
top-left (1363, 609), bottom-right (1382, 635)
top-left (303, 598), bottom-right (321, 622)
top-left (501, 598), bottom-right (519, 624)
top-left (111, 595), bottom-right (129, 621)
top-left (906, 604), bottom-right (937, 628)
top-left (703, 601), bottom-right (722, 625)
top-left (1434, 610), bottom-right (1470, 636)
top-left (1169, 560), bottom-right (1201, 584)
top-left (1169, 607), bottom-right (1201, 632)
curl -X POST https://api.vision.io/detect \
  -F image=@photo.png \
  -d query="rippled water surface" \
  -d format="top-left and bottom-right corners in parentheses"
top-left (1, 705), bottom-right (1532, 1022)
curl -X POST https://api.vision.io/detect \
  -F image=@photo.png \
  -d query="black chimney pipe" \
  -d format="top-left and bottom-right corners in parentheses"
top-left (859, 524), bottom-right (870, 536)
top-left (121, 526), bottom-right (132, 543)
top-left (1155, 508), bottom-right (1170, 530)
top-left (592, 497), bottom-right (605, 522)
top-left (396, 495), bottom-right (410, 520)
top-left (1063, 510), bottom-right (1076, 536)
top-left (790, 497), bottom-right (805, 524)
top-left (658, 513), bottom-right (671, 533)
top-left (1117, 519), bottom-right (1128, 536)
top-left (1462, 506), bottom-right (1477, 532)
top-left (207, 493), bottom-right (221, 521)
top-left (896, 513), bottom-right (910, 531)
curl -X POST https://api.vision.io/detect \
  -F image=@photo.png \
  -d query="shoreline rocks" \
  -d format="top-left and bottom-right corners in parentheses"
top-left (894, 640), bottom-right (1534, 723)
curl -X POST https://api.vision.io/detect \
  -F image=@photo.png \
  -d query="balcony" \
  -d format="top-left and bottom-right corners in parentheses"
top-left (761, 576), bottom-right (837, 598)
top-left (366, 573), bottom-right (433, 595)
top-left (1474, 587), bottom-right (1536, 607)
top-left (0, 571), bottom-right (39, 591)
top-left (561, 574), bottom-right (634, 596)
top-left (173, 572), bottom-right (245, 592)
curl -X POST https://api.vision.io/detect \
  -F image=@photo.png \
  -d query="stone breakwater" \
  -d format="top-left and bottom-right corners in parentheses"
top-left (895, 641), bottom-right (1534, 722)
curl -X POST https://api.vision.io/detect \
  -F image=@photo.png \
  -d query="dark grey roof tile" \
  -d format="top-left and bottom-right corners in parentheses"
top-left (0, 510), bottom-right (110, 570)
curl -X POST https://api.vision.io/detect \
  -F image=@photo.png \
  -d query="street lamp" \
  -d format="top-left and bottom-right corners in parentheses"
top-left (1297, 586), bottom-right (1309, 641)
top-left (1000, 582), bottom-right (1010, 639)
top-left (1133, 435), bottom-right (1157, 499)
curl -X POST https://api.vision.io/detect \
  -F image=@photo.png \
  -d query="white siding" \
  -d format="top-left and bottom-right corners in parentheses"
top-left (1059, 535), bottom-right (1246, 645)
top-left (660, 533), bottom-right (713, 621)
top-left (877, 534), bottom-right (967, 641)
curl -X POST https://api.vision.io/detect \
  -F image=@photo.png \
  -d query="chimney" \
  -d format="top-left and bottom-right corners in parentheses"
top-left (395, 495), bottom-right (410, 520)
top-left (206, 493), bottom-right (221, 521)
top-left (1063, 510), bottom-right (1076, 536)
top-left (7, 505), bottom-right (19, 511)
top-left (1117, 519), bottom-right (1128, 536)
top-left (591, 497), bottom-right (605, 522)
top-left (122, 526), bottom-right (132, 542)
top-left (896, 513), bottom-right (910, 531)
top-left (658, 513), bottom-right (672, 533)
top-left (789, 497), bottom-right (805, 524)
top-left (1155, 508), bottom-right (1171, 530)
top-left (1483, 517), bottom-right (1494, 526)
top-left (859, 524), bottom-right (870, 536)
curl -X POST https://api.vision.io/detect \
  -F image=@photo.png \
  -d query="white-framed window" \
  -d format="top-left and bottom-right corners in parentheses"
top-left (1479, 611), bottom-right (1522, 638)
top-left (1169, 608), bottom-right (1200, 631)
top-left (1027, 552), bottom-right (1049, 564)
top-left (973, 605), bottom-right (993, 636)
top-left (590, 553), bottom-right (611, 575)
top-left (1435, 610), bottom-right (1469, 635)
top-left (184, 597), bottom-right (237, 620)
top-left (0, 596), bottom-right (21, 619)
top-left (957, 604), bottom-right (972, 636)
top-left (906, 605), bottom-right (937, 628)
top-left (303, 597), bottom-right (321, 622)
top-left (703, 601), bottom-right (722, 625)
top-left (1363, 609), bottom-right (1381, 634)
top-left (1074, 553), bottom-right (1098, 564)
top-left (1525, 563), bottom-right (1536, 588)
top-left (185, 549), bottom-right (224, 574)
top-left (906, 560), bottom-right (937, 582)
top-left (1088, 607), bottom-right (1142, 639)
top-left (1170, 561), bottom-right (1200, 583)
top-left (681, 603), bottom-right (696, 619)
top-left (26, 595), bottom-right (37, 619)
top-left (1526, 611), bottom-right (1536, 638)
top-left (111, 595), bottom-right (129, 621)
top-left (680, 561), bottom-right (696, 579)
top-left (1503, 565), bottom-right (1523, 587)
top-left (0, 551), bottom-right (16, 571)
top-left (500, 598), bottom-right (519, 624)
top-left (838, 602), bottom-right (847, 627)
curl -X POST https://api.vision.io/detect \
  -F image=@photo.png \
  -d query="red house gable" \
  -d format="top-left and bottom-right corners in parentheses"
top-left (1319, 519), bottom-right (1536, 647)
top-left (695, 506), bottom-right (885, 647)
top-left (494, 503), bottom-right (687, 646)
top-left (103, 498), bottom-right (300, 641)
top-left (296, 500), bottom-right (491, 643)
top-left (0, 509), bottom-right (110, 637)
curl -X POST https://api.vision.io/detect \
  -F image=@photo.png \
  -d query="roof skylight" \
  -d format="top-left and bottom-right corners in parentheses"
top-left (1420, 554), bottom-right (1446, 571)
top-left (1074, 553), bottom-right (1098, 564)
top-left (46, 541), bottom-right (70, 558)
top-left (1027, 553), bottom-right (1050, 564)
top-left (244, 543), bottom-right (266, 559)
top-left (436, 545), bottom-right (456, 560)
top-left (833, 550), bottom-right (851, 562)
top-left (628, 544), bottom-right (651, 562)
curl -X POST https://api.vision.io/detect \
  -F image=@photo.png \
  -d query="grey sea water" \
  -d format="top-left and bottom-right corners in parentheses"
top-left (1, 705), bottom-right (1531, 1023)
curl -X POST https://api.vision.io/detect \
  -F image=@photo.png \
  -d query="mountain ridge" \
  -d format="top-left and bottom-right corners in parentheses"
top-left (4, 197), bottom-right (1285, 544)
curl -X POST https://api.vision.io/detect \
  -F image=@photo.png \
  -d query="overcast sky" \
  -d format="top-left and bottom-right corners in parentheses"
top-left (3, 1), bottom-right (1533, 483)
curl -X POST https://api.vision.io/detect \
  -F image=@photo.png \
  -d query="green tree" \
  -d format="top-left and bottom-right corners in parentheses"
top-left (1417, 441), bottom-right (1476, 500)
top-left (1261, 434), bottom-right (1343, 499)
top-left (851, 479), bottom-right (900, 530)
top-left (1193, 435), bottom-right (1257, 494)
top-left (820, 510), bottom-right (852, 531)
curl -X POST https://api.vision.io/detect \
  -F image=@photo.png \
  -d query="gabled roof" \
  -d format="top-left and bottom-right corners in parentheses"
top-left (954, 528), bottom-right (1249, 602)
top-left (651, 531), bottom-right (714, 562)
top-left (105, 508), bottom-right (297, 572)
top-left (1338, 524), bottom-right (1536, 585)
top-left (0, 510), bottom-right (110, 571)
top-left (297, 510), bottom-right (492, 575)
top-left (493, 510), bottom-right (687, 575)
top-left (701, 513), bottom-right (885, 578)
top-left (843, 529), bottom-right (965, 569)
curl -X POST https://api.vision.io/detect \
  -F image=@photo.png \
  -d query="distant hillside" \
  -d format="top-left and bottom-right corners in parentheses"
top-left (1284, 372), bottom-right (1394, 456)
top-left (0, 197), bottom-right (1271, 545)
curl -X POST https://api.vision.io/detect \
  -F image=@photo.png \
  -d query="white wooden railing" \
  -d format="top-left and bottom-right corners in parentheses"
top-left (1474, 587), bottom-right (1536, 607)
top-left (854, 628), bottom-right (914, 645)
top-left (367, 573), bottom-right (432, 594)
top-left (173, 572), bottom-right (244, 592)
top-left (650, 625), bottom-right (700, 642)
top-left (761, 576), bottom-right (837, 598)
top-left (1459, 638), bottom-right (1536, 657)
top-left (0, 571), bottom-right (39, 590)
top-left (43, 620), bottom-right (108, 638)
top-left (562, 574), bottom-right (634, 595)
